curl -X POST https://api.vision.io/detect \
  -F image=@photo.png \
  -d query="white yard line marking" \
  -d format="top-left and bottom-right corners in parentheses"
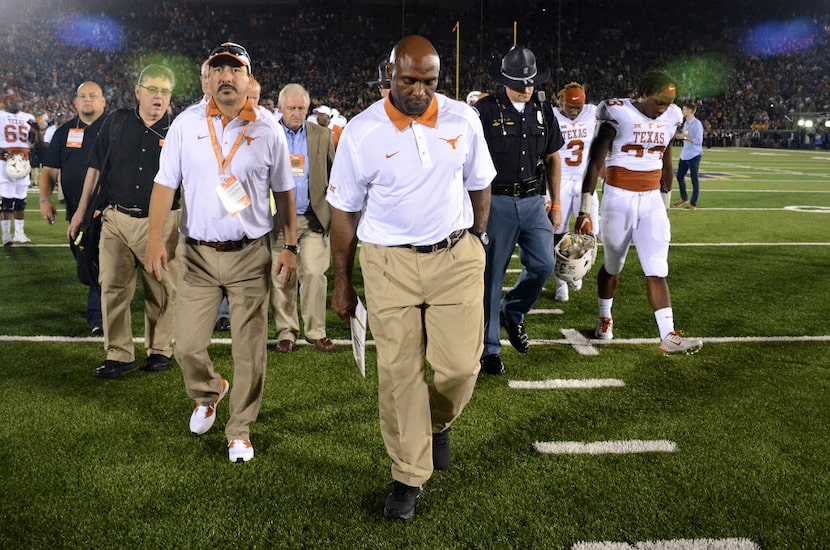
top-left (528, 309), bottom-right (564, 315)
top-left (561, 328), bottom-right (599, 356)
top-left (509, 379), bottom-right (624, 389)
top-left (534, 440), bottom-right (677, 455)
top-left (571, 538), bottom-right (760, 550)
top-left (2, 335), bottom-right (829, 346)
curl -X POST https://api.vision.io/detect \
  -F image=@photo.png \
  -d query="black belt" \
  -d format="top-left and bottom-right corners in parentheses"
top-left (186, 236), bottom-right (257, 252)
top-left (395, 230), bottom-right (466, 253)
top-left (112, 204), bottom-right (148, 218)
top-left (491, 177), bottom-right (543, 198)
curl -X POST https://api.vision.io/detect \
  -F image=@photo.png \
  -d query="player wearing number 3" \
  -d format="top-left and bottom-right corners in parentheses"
top-left (550, 82), bottom-right (600, 302)
top-left (575, 71), bottom-right (702, 354)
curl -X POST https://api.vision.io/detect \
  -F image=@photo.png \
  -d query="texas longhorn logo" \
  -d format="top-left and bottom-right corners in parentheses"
top-left (439, 134), bottom-right (462, 150)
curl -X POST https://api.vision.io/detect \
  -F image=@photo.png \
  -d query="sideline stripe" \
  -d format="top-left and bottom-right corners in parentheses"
top-left (528, 309), bottom-right (564, 315)
top-left (2, 335), bottom-right (829, 346)
top-left (509, 379), bottom-right (624, 389)
top-left (534, 440), bottom-right (677, 455)
top-left (571, 538), bottom-right (760, 550)
top-left (561, 328), bottom-right (599, 356)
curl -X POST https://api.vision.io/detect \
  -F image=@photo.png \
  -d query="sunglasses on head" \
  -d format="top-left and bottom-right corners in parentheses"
top-left (209, 43), bottom-right (249, 58)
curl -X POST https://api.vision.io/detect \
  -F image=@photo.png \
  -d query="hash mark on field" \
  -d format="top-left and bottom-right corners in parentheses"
top-left (561, 328), bottom-right (599, 355)
top-left (509, 379), bottom-right (624, 389)
top-left (534, 440), bottom-right (677, 455)
top-left (571, 538), bottom-right (760, 550)
top-left (528, 309), bottom-right (564, 315)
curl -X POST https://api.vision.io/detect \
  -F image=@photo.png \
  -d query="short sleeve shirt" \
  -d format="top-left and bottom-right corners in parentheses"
top-left (326, 93), bottom-right (496, 246)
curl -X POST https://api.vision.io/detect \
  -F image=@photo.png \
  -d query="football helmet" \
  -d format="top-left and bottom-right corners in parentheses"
top-left (5, 153), bottom-right (31, 181)
top-left (554, 233), bottom-right (597, 283)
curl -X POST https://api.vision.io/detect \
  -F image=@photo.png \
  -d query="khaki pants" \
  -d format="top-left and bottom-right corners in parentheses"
top-left (175, 236), bottom-right (271, 442)
top-left (360, 232), bottom-right (485, 487)
top-left (99, 207), bottom-right (179, 363)
top-left (271, 215), bottom-right (330, 341)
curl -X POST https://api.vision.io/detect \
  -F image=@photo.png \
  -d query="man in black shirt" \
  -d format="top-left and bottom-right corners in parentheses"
top-left (39, 81), bottom-right (107, 333)
top-left (474, 46), bottom-right (564, 375)
top-left (69, 65), bottom-right (180, 380)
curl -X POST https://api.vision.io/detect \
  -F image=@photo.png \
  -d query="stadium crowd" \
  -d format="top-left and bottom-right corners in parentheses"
top-left (3, 0), bottom-right (829, 147)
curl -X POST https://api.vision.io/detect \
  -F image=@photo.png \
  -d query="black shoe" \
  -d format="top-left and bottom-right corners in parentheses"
top-left (94, 360), bottom-right (136, 380)
top-left (500, 311), bottom-right (529, 354)
top-left (141, 353), bottom-right (171, 372)
top-left (90, 324), bottom-right (102, 335)
top-left (383, 481), bottom-right (423, 520)
top-left (480, 354), bottom-right (505, 375)
top-left (214, 316), bottom-right (231, 332)
top-left (432, 428), bottom-right (451, 471)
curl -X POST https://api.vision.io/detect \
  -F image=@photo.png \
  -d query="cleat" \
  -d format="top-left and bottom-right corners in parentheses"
top-left (595, 317), bottom-right (613, 340)
top-left (12, 233), bottom-right (31, 243)
top-left (554, 284), bottom-right (569, 302)
top-left (189, 378), bottom-right (229, 435)
top-left (570, 278), bottom-right (583, 292)
top-left (659, 331), bottom-right (703, 355)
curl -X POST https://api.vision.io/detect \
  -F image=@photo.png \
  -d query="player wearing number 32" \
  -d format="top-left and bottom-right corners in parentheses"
top-left (575, 71), bottom-right (702, 355)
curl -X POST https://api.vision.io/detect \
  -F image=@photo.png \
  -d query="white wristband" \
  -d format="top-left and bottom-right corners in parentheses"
top-left (579, 192), bottom-right (593, 214)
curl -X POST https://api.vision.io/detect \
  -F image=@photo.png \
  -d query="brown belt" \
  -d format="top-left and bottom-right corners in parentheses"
top-left (395, 229), bottom-right (466, 253)
top-left (185, 236), bottom-right (257, 252)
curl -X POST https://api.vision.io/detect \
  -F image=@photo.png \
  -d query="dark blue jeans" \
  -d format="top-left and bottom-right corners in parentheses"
top-left (676, 154), bottom-right (701, 206)
top-left (482, 194), bottom-right (555, 357)
top-left (87, 285), bottom-right (102, 329)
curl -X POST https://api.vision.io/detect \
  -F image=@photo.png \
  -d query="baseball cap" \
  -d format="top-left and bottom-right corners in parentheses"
top-left (207, 42), bottom-right (252, 72)
top-left (313, 105), bottom-right (332, 116)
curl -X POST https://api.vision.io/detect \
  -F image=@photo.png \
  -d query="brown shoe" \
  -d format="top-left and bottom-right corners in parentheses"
top-left (306, 337), bottom-right (335, 353)
top-left (276, 339), bottom-right (295, 353)
top-left (672, 199), bottom-right (688, 207)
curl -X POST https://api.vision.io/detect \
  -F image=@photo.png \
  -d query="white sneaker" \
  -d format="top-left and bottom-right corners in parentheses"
top-left (659, 331), bottom-right (703, 355)
top-left (554, 284), bottom-right (569, 302)
top-left (228, 439), bottom-right (254, 463)
top-left (189, 378), bottom-right (229, 435)
top-left (13, 232), bottom-right (31, 243)
top-left (570, 278), bottom-right (583, 292)
top-left (595, 317), bottom-right (613, 340)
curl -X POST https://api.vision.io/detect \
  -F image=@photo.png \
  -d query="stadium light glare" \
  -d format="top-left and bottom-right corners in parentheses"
top-left (797, 119), bottom-right (805, 127)
top-left (805, 120), bottom-right (814, 128)
top-left (824, 120), bottom-right (830, 128)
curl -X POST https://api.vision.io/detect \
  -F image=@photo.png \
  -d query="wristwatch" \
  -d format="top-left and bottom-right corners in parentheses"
top-left (470, 230), bottom-right (490, 246)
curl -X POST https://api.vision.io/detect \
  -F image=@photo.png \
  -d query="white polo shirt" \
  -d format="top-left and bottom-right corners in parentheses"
top-left (155, 98), bottom-right (293, 241)
top-left (326, 93), bottom-right (495, 246)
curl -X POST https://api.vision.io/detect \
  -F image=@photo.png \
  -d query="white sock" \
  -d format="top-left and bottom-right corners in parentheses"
top-left (655, 307), bottom-right (675, 339)
top-left (598, 298), bottom-right (613, 319)
top-left (555, 276), bottom-right (567, 290)
top-left (1, 219), bottom-right (10, 238)
top-left (14, 219), bottom-right (24, 234)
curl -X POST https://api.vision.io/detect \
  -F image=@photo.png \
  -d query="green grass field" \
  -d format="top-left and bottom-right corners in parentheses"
top-left (1, 147), bottom-right (829, 549)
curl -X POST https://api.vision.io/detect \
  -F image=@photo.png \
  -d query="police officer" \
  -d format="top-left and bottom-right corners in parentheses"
top-left (474, 46), bottom-right (564, 375)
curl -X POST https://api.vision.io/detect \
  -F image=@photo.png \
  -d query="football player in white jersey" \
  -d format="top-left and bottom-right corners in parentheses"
top-left (550, 82), bottom-right (600, 302)
top-left (575, 71), bottom-right (702, 355)
top-left (0, 88), bottom-right (36, 246)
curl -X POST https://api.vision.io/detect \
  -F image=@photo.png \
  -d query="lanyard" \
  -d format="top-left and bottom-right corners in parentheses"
top-left (207, 115), bottom-right (249, 175)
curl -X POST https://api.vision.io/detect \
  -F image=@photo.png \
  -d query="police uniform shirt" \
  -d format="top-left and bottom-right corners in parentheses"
top-left (42, 115), bottom-right (105, 220)
top-left (475, 88), bottom-right (564, 185)
top-left (327, 93), bottom-right (496, 247)
top-left (154, 98), bottom-right (294, 242)
top-left (88, 107), bottom-right (176, 213)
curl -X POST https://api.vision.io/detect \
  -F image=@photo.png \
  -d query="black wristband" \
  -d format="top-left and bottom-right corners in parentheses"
top-left (283, 244), bottom-right (298, 253)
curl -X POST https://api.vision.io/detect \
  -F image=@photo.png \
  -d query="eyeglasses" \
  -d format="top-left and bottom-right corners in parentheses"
top-left (209, 43), bottom-right (249, 58)
top-left (139, 85), bottom-right (173, 97)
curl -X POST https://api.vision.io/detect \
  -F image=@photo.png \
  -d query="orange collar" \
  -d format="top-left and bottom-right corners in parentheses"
top-left (384, 95), bottom-right (438, 131)
top-left (207, 97), bottom-right (257, 127)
